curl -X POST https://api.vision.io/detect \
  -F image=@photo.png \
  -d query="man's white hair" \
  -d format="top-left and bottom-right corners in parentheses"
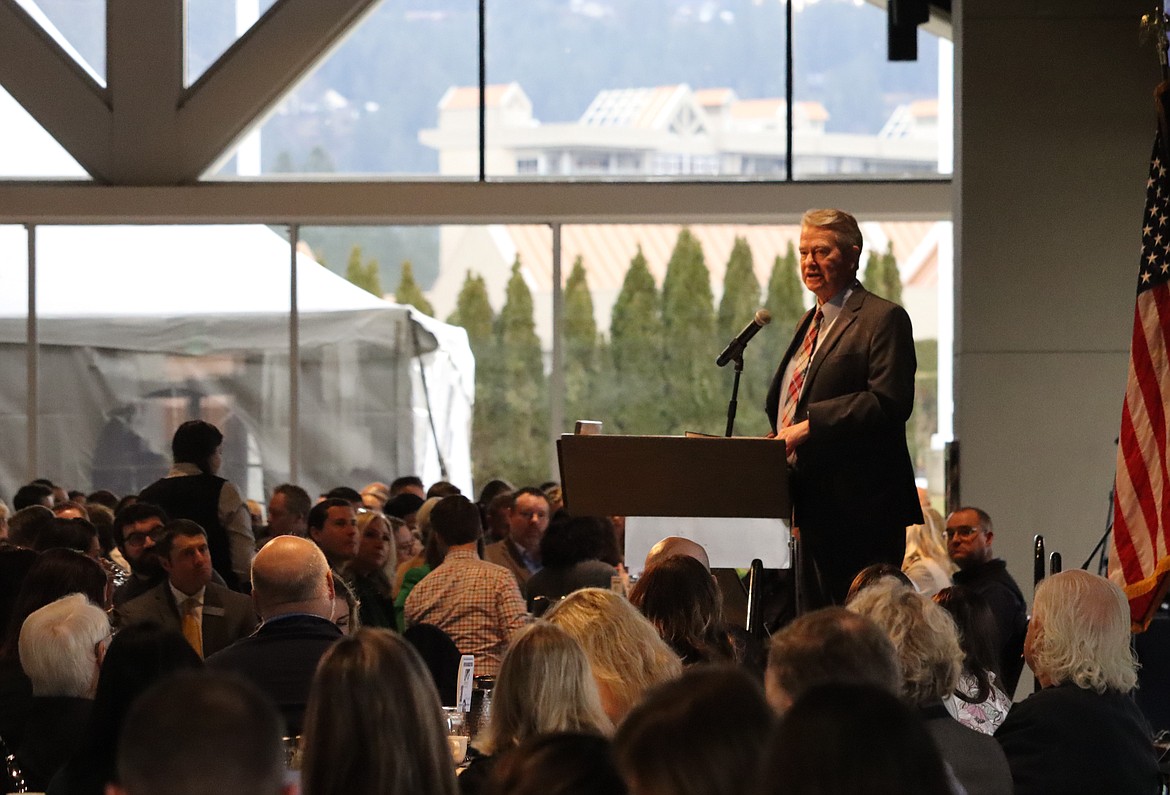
top-left (1030, 570), bottom-right (1138, 693)
top-left (19, 592), bottom-right (109, 697)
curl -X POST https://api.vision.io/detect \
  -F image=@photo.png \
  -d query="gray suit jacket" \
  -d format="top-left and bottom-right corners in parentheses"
top-left (115, 580), bottom-right (258, 657)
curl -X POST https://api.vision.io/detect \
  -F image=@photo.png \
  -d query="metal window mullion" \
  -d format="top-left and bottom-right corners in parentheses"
top-left (25, 224), bottom-right (37, 480)
top-left (549, 223), bottom-right (564, 480)
top-left (289, 223), bottom-right (300, 483)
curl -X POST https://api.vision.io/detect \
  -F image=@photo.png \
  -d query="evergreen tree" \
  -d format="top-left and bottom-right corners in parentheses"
top-left (491, 257), bottom-right (549, 485)
top-left (344, 245), bottom-right (383, 297)
top-left (272, 151), bottom-right (294, 173)
top-left (881, 243), bottom-right (904, 306)
top-left (304, 145), bottom-right (336, 173)
top-left (765, 241), bottom-right (805, 333)
top-left (863, 243), bottom-right (903, 305)
top-left (609, 246), bottom-right (667, 434)
top-left (563, 256), bottom-right (600, 429)
top-left (394, 261), bottom-right (434, 316)
top-left (717, 237), bottom-right (762, 342)
top-left (446, 272), bottom-right (499, 486)
top-left (660, 228), bottom-right (720, 434)
top-left (447, 272), bottom-right (493, 349)
top-left (717, 237), bottom-right (768, 435)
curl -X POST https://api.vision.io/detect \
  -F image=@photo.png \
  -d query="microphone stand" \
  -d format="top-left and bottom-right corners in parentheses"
top-left (724, 354), bottom-right (744, 437)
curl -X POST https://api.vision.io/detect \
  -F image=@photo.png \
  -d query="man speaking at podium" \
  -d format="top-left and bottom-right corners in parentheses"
top-left (765, 209), bottom-right (922, 607)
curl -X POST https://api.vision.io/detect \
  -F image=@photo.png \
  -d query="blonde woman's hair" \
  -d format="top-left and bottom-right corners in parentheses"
top-left (356, 509), bottom-right (398, 582)
top-left (847, 578), bottom-right (962, 706)
top-left (482, 621), bottom-right (613, 754)
top-left (546, 588), bottom-right (683, 721)
top-left (903, 507), bottom-right (955, 574)
top-left (1030, 570), bottom-right (1138, 693)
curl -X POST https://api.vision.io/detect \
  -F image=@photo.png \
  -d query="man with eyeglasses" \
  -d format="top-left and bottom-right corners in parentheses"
top-left (111, 502), bottom-right (170, 606)
top-left (484, 487), bottom-right (551, 589)
top-left (946, 506), bottom-right (1027, 696)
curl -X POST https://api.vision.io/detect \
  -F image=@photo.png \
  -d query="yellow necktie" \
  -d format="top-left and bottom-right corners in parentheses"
top-left (181, 597), bottom-right (204, 658)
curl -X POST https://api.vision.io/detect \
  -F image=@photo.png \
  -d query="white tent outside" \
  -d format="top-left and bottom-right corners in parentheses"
top-left (0, 223), bottom-right (474, 501)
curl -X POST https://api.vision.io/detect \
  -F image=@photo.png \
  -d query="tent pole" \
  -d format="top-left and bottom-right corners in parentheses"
top-left (25, 224), bottom-right (37, 481)
top-left (289, 223), bottom-right (300, 484)
top-left (549, 223), bottom-right (564, 481)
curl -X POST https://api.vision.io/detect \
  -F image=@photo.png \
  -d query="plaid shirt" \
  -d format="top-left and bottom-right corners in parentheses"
top-left (403, 549), bottom-right (528, 677)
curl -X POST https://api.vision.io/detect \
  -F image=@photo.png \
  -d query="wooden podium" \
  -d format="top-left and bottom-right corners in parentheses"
top-left (557, 434), bottom-right (791, 575)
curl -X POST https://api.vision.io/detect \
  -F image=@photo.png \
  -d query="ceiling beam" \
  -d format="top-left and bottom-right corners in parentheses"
top-left (0, 0), bottom-right (111, 178)
top-left (0, 179), bottom-right (952, 226)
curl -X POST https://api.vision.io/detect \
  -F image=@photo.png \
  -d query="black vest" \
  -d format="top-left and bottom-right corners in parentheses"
top-left (139, 473), bottom-right (238, 590)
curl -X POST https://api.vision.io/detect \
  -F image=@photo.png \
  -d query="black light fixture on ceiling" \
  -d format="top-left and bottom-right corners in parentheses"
top-left (887, 0), bottom-right (929, 61)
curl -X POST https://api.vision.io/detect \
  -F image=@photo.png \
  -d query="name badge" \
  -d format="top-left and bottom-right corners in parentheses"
top-left (203, 605), bottom-right (226, 617)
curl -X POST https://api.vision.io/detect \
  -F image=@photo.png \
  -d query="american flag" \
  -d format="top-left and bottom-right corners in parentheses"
top-left (1110, 131), bottom-right (1170, 631)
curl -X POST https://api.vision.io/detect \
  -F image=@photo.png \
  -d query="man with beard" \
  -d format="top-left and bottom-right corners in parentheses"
top-left (111, 503), bottom-right (170, 606)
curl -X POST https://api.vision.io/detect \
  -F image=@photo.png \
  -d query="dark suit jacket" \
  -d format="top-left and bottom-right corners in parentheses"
top-left (204, 613), bottom-right (343, 736)
top-left (765, 285), bottom-right (922, 588)
top-left (115, 580), bottom-right (258, 657)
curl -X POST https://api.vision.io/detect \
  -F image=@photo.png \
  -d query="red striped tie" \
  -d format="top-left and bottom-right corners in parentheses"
top-left (780, 308), bottom-right (824, 428)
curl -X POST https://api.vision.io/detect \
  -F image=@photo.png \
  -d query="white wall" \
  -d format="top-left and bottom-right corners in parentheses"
top-left (955, 1), bottom-right (1158, 608)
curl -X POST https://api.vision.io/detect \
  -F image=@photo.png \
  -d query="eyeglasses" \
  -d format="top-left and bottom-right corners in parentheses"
top-left (944, 525), bottom-right (983, 540)
top-left (124, 528), bottom-right (162, 548)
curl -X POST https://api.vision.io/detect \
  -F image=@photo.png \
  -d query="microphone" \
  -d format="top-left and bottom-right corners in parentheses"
top-left (715, 308), bottom-right (772, 367)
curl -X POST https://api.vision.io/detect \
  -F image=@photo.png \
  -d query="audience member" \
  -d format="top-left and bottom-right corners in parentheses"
top-left (484, 487), bottom-right (551, 588)
top-left (844, 562), bottom-right (913, 603)
top-left (485, 733), bottom-right (627, 795)
top-left (933, 585), bottom-right (1012, 734)
top-left (0, 545), bottom-right (37, 647)
top-left (111, 671), bottom-right (290, 795)
top-left (48, 622), bottom-right (202, 795)
top-left (482, 492), bottom-right (514, 543)
top-left (138, 420), bottom-right (255, 590)
top-left (116, 520), bottom-right (257, 658)
top-left (110, 502), bottom-right (170, 606)
top-left (306, 497), bottom-right (360, 630)
top-left (347, 509), bottom-right (398, 629)
top-left (995, 570), bottom-right (1160, 795)
top-left (628, 554), bottom-right (733, 665)
top-left (525, 516), bottom-right (618, 612)
top-left (301, 628), bottom-right (458, 795)
top-left (324, 486), bottom-right (363, 509)
top-left (265, 483), bottom-right (311, 540)
top-left (764, 606), bottom-right (902, 714)
top-left (477, 479), bottom-right (514, 535)
top-left (385, 492), bottom-right (425, 532)
top-left (849, 578), bottom-right (1012, 795)
top-left (614, 666), bottom-right (774, 795)
top-left (13, 482), bottom-right (54, 511)
top-left (15, 594), bottom-right (110, 790)
top-left (0, 498), bottom-right (10, 541)
top-left (33, 516), bottom-right (101, 558)
top-left (360, 481), bottom-right (391, 511)
top-left (642, 535), bottom-right (710, 573)
top-left (52, 500), bottom-right (89, 520)
top-left (427, 480), bottom-right (462, 499)
top-left (389, 475), bottom-right (425, 500)
top-left (394, 519), bottom-right (447, 631)
top-left (462, 621), bottom-right (613, 793)
top-left (945, 506), bottom-right (1027, 695)
top-left (205, 535), bottom-right (343, 735)
top-left (404, 496), bottom-right (527, 677)
top-left (903, 507), bottom-right (953, 597)
top-left (0, 548), bottom-right (110, 749)
top-left (7, 505), bottom-right (54, 549)
top-left (755, 683), bottom-right (954, 795)
top-left (85, 490), bottom-right (119, 511)
top-left (546, 588), bottom-right (682, 723)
